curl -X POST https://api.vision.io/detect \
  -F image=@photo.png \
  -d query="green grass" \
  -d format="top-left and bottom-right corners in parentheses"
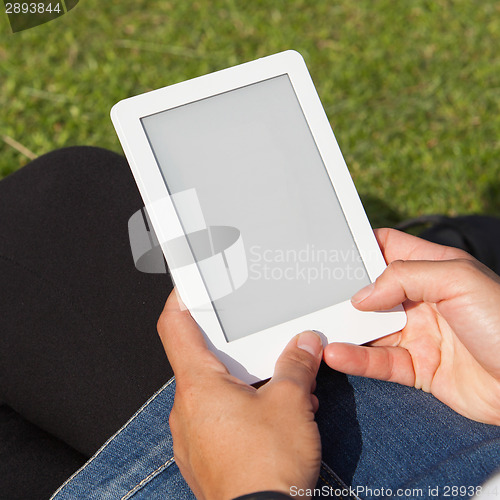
top-left (1, 0), bottom-right (499, 227)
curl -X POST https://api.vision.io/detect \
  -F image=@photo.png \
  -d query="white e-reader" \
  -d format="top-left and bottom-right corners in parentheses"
top-left (111, 50), bottom-right (406, 383)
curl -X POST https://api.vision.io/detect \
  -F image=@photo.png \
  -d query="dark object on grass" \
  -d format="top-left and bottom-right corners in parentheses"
top-left (396, 215), bottom-right (500, 275)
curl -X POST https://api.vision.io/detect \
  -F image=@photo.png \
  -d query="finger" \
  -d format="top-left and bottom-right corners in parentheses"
top-left (311, 394), bottom-right (319, 413)
top-left (157, 290), bottom-right (228, 379)
top-left (351, 259), bottom-right (477, 311)
top-left (271, 331), bottom-right (323, 394)
top-left (324, 343), bottom-right (415, 386)
top-left (374, 228), bottom-right (472, 263)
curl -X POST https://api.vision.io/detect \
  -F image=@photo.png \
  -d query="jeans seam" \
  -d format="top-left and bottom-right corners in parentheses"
top-left (397, 436), bottom-right (500, 492)
top-left (49, 376), bottom-right (176, 499)
top-left (121, 457), bottom-right (176, 500)
top-left (319, 461), bottom-right (361, 499)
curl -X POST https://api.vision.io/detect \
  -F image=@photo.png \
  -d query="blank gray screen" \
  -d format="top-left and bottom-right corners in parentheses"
top-left (142, 75), bottom-right (370, 342)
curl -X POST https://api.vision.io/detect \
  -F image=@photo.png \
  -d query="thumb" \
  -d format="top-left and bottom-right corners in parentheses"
top-left (158, 290), bottom-right (228, 380)
top-left (271, 331), bottom-right (323, 394)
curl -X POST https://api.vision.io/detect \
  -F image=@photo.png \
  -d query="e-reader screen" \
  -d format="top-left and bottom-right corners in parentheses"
top-left (141, 74), bottom-right (370, 342)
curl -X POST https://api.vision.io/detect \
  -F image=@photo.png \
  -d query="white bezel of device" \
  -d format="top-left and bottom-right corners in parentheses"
top-left (111, 50), bottom-right (406, 383)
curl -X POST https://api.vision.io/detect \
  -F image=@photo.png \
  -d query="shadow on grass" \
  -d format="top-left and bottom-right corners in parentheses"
top-left (481, 180), bottom-right (500, 217)
top-left (358, 192), bottom-right (408, 230)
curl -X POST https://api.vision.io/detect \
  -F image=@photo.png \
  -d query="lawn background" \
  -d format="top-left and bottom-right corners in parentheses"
top-left (1, 0), bottom-right (499, 227)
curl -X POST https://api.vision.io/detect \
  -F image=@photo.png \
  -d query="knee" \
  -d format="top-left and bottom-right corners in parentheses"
top-left (0, 145), bottom-right (140, 224)
top-left (31, 146), bottom-right (128, 181)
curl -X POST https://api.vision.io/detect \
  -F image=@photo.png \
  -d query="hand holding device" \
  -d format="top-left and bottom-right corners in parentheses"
top-left (325, 228), bottom-right (500, 425)
top-left (158, 291), bottom-right (322, 500)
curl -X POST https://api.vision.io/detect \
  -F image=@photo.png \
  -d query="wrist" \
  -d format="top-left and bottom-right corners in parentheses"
top-left (210, 471), bottom-right (294, 500)
top-left (220, 484), bottom-right (291, 500)
top-left (232, 492), bottom-right (292, 500)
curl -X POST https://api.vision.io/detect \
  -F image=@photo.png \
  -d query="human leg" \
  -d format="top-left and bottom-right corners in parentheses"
top-left (3, 149), bottom-right (499, 498)
top-left (0, 405), bottom-right (87, 500)
top-left (0, 147), bottom-right (174, 496)
top-left (315, 366), bottom-right (500, 499)
top-left (49, 378), bottom-right (196, 500)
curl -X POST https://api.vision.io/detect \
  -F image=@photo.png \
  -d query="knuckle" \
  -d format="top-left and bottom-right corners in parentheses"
top-left (281, 350), bottom-right (317, 377)
top-left (446, 247), bottom-right (471, 260)
top-left (386, 259), bottom-right (406, 274)
top-left (157, 309), bottom-right (192, 336)
top-left (173, 378), bottom-right (192, 399)
top-left (156, 312), bottom-right (169, 334)
top-left (382, 259), bottom-right (407, 284)
top-left (172, 379), bottom-right (200, 413)
top-left (168, 408), bottom-right (177, 432)
top-left (454, 257), bottom-right (481, 277)
top-left (273, 377), bottom-right (303, 395)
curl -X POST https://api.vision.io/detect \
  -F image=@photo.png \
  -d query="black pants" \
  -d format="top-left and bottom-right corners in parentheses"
top-left (0, 147), bottom-right (173, 499)
top-left (1, 147), bottom-right (499, 499)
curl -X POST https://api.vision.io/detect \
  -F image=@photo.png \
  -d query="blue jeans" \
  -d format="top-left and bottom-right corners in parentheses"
top-left (50, 365), bottom-right (500, 500)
